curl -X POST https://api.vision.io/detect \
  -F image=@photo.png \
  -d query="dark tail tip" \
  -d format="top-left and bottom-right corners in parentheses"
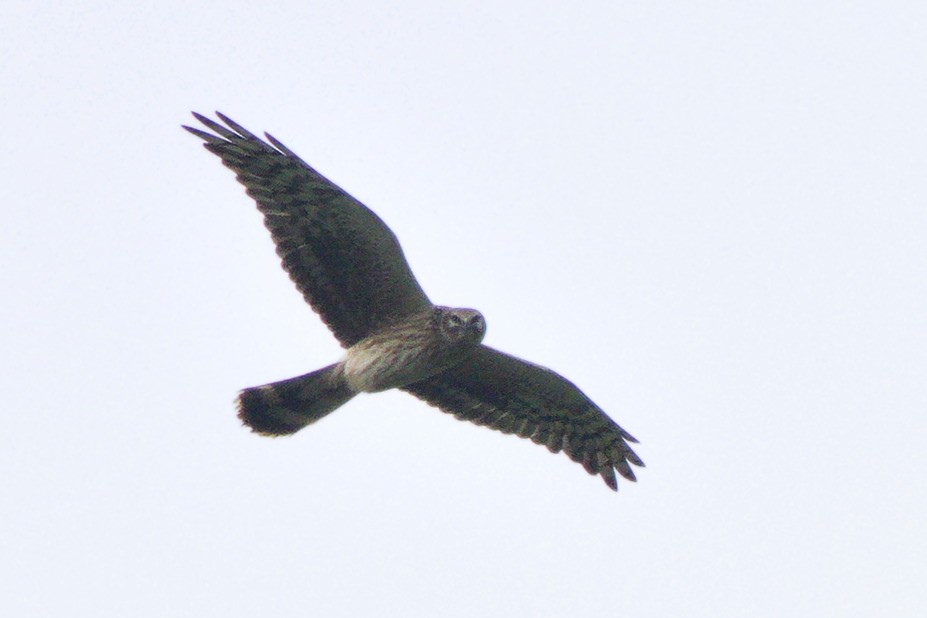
top-left (236, 386), bottom-right (309, 436)
top-left (235, 365), bottom-right (355, 437)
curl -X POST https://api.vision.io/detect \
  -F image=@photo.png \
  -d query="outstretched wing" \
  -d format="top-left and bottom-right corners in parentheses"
top-left (184, 112), bottom-right (431, 347)
top-left (403, 345), bottom-right (644, 491)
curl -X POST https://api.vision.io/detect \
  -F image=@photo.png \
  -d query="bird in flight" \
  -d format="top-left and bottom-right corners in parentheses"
top-left (184, 112), bottom-right (644, 490)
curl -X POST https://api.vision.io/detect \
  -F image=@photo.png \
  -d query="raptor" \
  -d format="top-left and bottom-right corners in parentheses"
top-left (184, 112), bottom-right (644, 490)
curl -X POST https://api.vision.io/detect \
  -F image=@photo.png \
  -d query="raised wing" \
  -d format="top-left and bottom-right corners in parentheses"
top-left (403, 345), bottom-right (644, 490)
top-left (184, 112), bottom-right (432, 347)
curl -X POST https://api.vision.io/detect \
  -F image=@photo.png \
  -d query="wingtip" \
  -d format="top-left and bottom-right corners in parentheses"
top-left (618, 463), bottom-right (638, 482)
top-left (182, 124), bottom-right (227, 145)
top-left (181, 123), bottom-right (206, 136)
top-left (601, 468), bottom-right (619, 491)
top-left (214, 111), bottom-right (259, 140)
top-left (626, 450), bottom-right (645, 468)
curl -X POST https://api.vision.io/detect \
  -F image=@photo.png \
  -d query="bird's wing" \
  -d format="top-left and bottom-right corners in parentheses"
top-left (402, 345), bottom-right (643, 490)
top-left (184, 112), bottom-right (432, 348)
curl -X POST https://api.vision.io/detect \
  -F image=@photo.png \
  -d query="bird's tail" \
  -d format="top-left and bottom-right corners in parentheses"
top-left (236, 363), bottom-right (355, 436)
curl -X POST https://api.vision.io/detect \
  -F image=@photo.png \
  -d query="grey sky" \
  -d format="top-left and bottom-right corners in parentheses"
top-left (2, 1), bottom-right (925, 616)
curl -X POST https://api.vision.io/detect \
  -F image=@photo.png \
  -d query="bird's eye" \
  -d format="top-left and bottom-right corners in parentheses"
top-left (448, 314), bottom-right (463, 327)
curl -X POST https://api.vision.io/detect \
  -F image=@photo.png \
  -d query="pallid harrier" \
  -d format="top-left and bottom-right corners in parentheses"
top-left (184, 112), bottom-right (644, 490)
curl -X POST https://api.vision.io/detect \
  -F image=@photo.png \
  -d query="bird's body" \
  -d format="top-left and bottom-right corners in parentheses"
top-left (185, 112), bottom-right (644, 490)
top-left (342, 306), bottom-right (485, 393)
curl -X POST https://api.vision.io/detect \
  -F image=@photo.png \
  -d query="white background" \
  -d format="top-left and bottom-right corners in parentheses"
top-left (2, 2), bottom-right (925, 616)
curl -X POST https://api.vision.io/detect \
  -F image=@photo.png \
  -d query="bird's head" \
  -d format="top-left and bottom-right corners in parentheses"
top-left (435, 307), bottom-right (486, 346)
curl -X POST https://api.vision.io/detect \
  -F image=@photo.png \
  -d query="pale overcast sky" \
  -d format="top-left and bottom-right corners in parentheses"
top-left (2, 2), bottom-right (925, 616)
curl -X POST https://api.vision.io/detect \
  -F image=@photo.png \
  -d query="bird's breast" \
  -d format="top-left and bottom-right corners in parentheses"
top-left (342, 327), bottom-right (469, 393)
